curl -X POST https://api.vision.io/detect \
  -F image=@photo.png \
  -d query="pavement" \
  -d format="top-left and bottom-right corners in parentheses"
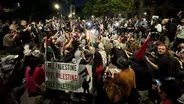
top-left (20, 90), bottom-right (29, 104)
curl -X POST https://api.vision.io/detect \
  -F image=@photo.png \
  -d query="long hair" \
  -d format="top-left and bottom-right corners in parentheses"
top-left (93, 51), bottom-right (103, 67)
top-left (28, 56), bottom-right (40, 76)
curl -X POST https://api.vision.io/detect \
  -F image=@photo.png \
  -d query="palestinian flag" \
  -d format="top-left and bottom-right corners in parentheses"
top-left (44, 37), bottom-right (56, 60)
top-left (79, 68), bottom-right (89, 78)
top-left (44, 38), bottom-right (53, 53)
top-left (135, 34), bottom-right (151, 60)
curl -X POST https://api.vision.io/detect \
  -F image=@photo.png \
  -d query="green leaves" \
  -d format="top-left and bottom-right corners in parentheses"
top-left (83, 0), bottom-right (134, 16)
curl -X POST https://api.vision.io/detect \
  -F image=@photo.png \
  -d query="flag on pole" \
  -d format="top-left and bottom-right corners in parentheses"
top-left (79, 68), bottom-right (89, 78)
top-left (44, 37), bottom-right (56, 60)
top-left (135, 33), bottom-right (151, 60)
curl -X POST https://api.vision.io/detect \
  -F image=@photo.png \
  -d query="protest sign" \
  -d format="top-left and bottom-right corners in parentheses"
top-left (45, 61), bottom-right (93, 93)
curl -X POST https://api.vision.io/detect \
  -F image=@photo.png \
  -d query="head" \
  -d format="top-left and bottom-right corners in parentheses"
top-left (157, 44), bottom-right (167, 55)
top-left (181, 18), bottom-right (184, 24)
top-left (10, 29), bottom-right (17, 36)
top-left (12, 21), bottom-right (16, 24)
top-left (21, 20), bottom-right (27, 26)
top-left (177, 11), bottom-right (184, 19)
top-left (116, 56), bottom-right (129, 70)
top-left (179, 49), bottom-right (184, 59)
top-left (159, 80), bottom-right (182, 102)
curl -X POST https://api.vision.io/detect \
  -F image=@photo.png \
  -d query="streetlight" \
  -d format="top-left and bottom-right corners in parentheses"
top-left (91, 15), bottom-right (94, 18)
top-left (68, 14), bottom-right (72, 18)
top-left (54, 4), bottom-right (60, 10)
top-left (17, 3), bottom-right (20, 7)
top-left (72, 12), bottom-right (75, 15)
top-left (144, 12), bottom-right (147, 15)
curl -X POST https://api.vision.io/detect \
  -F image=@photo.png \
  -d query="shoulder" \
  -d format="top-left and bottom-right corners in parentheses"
top-left (3, 34), bottom-right (9, 38)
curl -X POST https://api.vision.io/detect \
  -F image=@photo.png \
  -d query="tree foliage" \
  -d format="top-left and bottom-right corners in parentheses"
top-left (83, 0), bottom-right (134, 16)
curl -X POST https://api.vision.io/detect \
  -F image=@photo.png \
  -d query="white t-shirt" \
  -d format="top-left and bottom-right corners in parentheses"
top-left (177, 25), bottom-right (184, 39)
top-left (155, 24), bottom-right (162, 33)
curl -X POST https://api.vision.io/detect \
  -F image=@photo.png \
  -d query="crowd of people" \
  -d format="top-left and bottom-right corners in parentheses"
top-left (0, 11), bottom-right (184, 104)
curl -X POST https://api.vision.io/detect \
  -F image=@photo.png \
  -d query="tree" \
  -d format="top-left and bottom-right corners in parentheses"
top-left (83, 0), bottom-right (134, 17)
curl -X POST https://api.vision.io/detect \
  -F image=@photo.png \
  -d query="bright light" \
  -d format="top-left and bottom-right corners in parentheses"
top-left (54, 4), bottom-right (60, 9)
top-left (72, 12), bottom-right (75, 15)
top-left (115, 22), bottom-right (119, 27)
top-left (91, 15), bottom-right (94, 18)
top-left (17, 3), bottom-right (20, 7)
top-left (87, 22), bottom-right (92, 26)
top-left (144, 12), bottom-right (147, 15)
top-left (68, 14), bottom-right (72, 18)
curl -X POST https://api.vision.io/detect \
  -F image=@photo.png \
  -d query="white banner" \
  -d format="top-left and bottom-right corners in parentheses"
top-left (45, 61), bottom-right (93, 93)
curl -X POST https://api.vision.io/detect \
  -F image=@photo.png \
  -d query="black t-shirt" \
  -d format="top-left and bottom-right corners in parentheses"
top-left (131, 59), bottom-right (153, 90)
top-left (156, 54), bottom-right (176, 80)
top-left (19, 25), bottom-right (31, 44)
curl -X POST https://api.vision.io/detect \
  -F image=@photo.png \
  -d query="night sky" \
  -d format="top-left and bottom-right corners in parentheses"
top-left (73, 0), bottom-right (86, 8)
top-left (0, 0), bottom-right (87, 8)
top-left (0, 0), bottom-right (87, 20)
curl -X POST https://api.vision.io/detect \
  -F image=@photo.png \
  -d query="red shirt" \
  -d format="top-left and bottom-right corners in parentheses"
top-left (161, 99), bottom-right (173, 104)
top-left (46, 39), bottom-right (50, 46)
top-left (25, 67), bottom-right (45, 93)
top-left (95, 63), bottom-right (104, 81)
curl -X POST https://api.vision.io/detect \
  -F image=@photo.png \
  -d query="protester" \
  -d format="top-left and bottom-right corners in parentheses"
top-left (25, 50), bottom-right (45, 104)
top-left (0, 11), bottom-right (184, 104)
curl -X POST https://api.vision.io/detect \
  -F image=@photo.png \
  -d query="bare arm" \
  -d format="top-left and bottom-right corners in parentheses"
top-left (52, 31), bottom-right (59, 39)
top-left (65, 39), bottom-right (73, 49)
top-left (145, 56), bottom-right (159, 69)
top-left (22, 25), bottom-right (29, 32)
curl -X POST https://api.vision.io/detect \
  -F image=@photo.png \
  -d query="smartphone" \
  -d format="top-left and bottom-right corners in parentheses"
top-left (155, 79), bottom-right (162, 86)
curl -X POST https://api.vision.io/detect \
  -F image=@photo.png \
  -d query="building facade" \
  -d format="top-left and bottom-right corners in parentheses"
top-left (132, 0), bottom-right (184, 19)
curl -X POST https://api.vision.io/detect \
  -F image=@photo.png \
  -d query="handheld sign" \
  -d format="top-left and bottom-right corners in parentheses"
top-left (45, 61), bottom-right (93, 93)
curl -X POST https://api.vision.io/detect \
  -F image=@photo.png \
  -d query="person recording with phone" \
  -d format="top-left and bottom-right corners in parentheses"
top-left (19, 20), bottom-right (31, 45)
top-left (155, 80), bottom-right (182, 104)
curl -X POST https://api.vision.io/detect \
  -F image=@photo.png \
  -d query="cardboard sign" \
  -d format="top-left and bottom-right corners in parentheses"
top-left (45, 61), bottom-right (93, 93)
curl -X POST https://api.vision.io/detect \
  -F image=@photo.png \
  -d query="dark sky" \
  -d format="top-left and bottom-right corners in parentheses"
top-left (72, 0), bottom-right (86, 8)
top-left (0, 0), bottom-right (87, 8)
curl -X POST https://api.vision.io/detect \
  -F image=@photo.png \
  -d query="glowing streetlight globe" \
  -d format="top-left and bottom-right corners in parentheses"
top-left (144, 12), bottom-right (147, 15)
top-left (72, 12), bottom-right (75, 15)
top-left (54, 4), bottom-right (60, 9)
top-left (17, 3), bottom-right (20, 7)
